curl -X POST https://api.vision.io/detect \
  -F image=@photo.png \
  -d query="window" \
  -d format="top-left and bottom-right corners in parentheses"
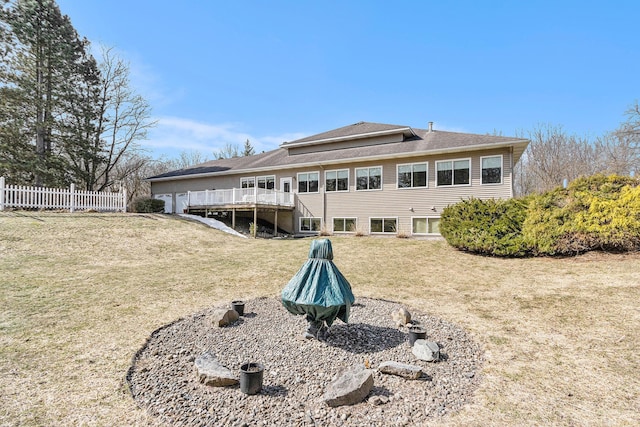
top-left (326, 169), bottom-right (349, 192)
top-left (370, 217), bottom-right (397, 233)
top-left (300, 217), bottom-right (322, 232)
top-left (333, 217), bottom-right (356, 233)
top-left (481, 155), bottom-right (503, 184)
top-left (240, 177), bottom-right (255, 188)
top-left (356, 166), bottom-right (382, 191)
top-left (257, 175), bottom-right (275, 189)
top-left (412, 217), bottom-right (441, 235)
top-left (397, 163), bottom-right (427, 188)
top-left (297, 172), bottom-right (319, 193)
top-left (436, 159), bottom-right (470, 186)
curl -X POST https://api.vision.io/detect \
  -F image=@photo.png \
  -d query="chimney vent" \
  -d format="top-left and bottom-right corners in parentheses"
top-left (428, 121), bottom-right (434, 132)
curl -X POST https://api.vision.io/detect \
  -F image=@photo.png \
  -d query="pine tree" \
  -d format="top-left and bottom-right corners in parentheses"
top-left (242, 139), bottom-right (255, 156)
top-left (0, 0), bottom-right (98, 186)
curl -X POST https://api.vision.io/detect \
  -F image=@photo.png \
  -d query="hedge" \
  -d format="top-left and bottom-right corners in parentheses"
top-left (440, 174), bottom-right (640, 257)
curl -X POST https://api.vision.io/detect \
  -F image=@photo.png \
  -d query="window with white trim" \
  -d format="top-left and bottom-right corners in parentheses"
top-left (481, 155), bottom-right (503, 184)
top-left (356, 166), bottom-right (382, 191)
top-left (297, 172), bottom-right (319, 193)
top-left (300, 217), bottom-right (322, 232)
top-left (257, 175), bottom-right (275, 189)
top-left (370, 217), bottom-right (397, 233)
top-left (436, 159), bottom-right (470, 186)
top-left (240, 177), bottom-right (255, 188)
top-left (397, 162), bottom-right (427, 188)
top-left (412, 217), bottom-right (441, 235)
top-left (326, 169), bottom-right (349, 192)
top-left (333, 217), bottom-right (356, 233)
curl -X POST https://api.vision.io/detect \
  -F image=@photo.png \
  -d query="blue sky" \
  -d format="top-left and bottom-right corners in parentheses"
top-left (57, 0), bottom-right (640, 160)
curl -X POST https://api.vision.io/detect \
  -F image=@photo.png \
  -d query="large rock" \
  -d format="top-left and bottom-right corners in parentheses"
top-left (378, 361), bottom-right (423, 379)
top-left (323, 364), bottom-right (374, 407)
top-left (391, 307), bottom-right (411, 326)
top-left (212, 309), bottom-right (240, 327)
top-left (194, 352), bottom-right (238, 387)
top-left (412, 339), bottom-right (440, 362)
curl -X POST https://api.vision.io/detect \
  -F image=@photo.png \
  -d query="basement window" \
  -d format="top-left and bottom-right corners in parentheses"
top-left (370, 217), bottom-right (397, 233)
top-left (300, 217), bottom-right (322, 232)
top-left (333, 217), bottom-right (357, 233)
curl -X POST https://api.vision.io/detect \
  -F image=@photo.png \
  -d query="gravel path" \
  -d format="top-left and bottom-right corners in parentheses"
top-left (127, 297), bottom-right (483, 426)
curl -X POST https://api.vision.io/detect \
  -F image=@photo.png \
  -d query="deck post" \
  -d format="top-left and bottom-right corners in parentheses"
top-left (274, 209), bottom-right (278, 237)
top-left (232, 208), bottom-right (236, 230)
top-left (253, 207), bottom-right (257, 238)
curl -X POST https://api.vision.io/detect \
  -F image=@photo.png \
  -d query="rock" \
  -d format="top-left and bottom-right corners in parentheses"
top-left (368, 395), bottom-right (389, 406)
top-left (378, 361), bottom-right (423, 379)
top-left (323, 364), bottom-right (374, 407)
top-left (391, 307), bottom-right (411, 326)
top-left (412, 339), bottom-right (440, 362)
top-left (212, 309), bottom-right (240, 327)
top-left (194, 352), bottom-right (238, 387)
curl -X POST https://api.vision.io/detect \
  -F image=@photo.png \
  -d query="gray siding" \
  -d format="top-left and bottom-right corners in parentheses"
top-left (150, 147), bottom-right (513, 235)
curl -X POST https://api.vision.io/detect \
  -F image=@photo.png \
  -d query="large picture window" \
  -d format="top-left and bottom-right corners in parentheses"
top-left (300, 217), bottom-right (322, 232)
top-left (356, 167), bottom-right (382, 191)
top-left (412, 217), bottom-right (441, 235)
top-left (257, 175), bottom-right (275, 189)
top-left (397, 162), bottom-right (427, 188)
top-left (326, 169), bottom-right (349, 192)
top-left (436, 159), bottom-right (470, 186)
top-left (481, 155), bottom-right (503, 184)
top-left (297, 172), bottom-right (319, 193)
top-left (370, 217), bottom-right (397, 233)
top-left (333, 217), bottom-right (356, 233)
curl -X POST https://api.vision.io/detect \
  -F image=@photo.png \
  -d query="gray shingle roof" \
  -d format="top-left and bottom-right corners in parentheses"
top-left (281, 121), bottom-right (412, 146)
top-left (147, 123), bottom-right (528, 181)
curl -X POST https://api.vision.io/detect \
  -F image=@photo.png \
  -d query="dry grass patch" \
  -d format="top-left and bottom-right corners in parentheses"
top-left (1, 211), bottom-right (639, 426)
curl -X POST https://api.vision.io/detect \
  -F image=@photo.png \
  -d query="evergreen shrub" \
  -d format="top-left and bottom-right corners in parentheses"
top-left (133, 197), bottom-right (165, 213)
top-left (441, 174), bottom-right (640, 257)
top-left (440, 197), bottom-right (531, 256)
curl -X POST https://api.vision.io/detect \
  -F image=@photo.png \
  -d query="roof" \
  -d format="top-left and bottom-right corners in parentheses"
top-left (280, 121), bottom-right (416, 148)
top-left (148, 122), bottom-right (529, 181)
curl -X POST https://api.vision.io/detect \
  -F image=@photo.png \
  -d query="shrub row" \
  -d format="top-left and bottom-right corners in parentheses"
top-left (440, 174), bottom-right (640, 257)
top-left (132, 197), bottom-right (165, 213)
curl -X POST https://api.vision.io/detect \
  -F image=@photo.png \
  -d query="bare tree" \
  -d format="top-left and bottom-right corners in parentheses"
top-left (214, 142), bottom-right (240, 159)
top-left (91, 46), bottom-right (156, 191)
top-left (170, 150), bottom-right (209, 170)
top-left (515, 124), bottom-right (597, 194)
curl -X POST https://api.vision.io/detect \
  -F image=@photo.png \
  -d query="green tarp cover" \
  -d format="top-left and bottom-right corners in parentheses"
top-left (281, 239), bottom-right (355, 326)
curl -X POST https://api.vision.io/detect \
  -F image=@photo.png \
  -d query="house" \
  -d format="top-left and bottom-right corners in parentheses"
top-left (148, 121), bottom-right (529, 237)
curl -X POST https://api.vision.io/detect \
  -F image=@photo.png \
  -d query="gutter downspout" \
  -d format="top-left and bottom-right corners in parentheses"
top-left (318, 164), bottom-right (326, 231)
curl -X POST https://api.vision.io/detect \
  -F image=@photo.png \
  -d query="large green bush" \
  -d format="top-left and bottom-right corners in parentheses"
top-left (133, 197), bottom-right (165, 213)
top-left (440, 197), bottom-right (532, 256)
top-left (441, 174), bottom-right (640, 257)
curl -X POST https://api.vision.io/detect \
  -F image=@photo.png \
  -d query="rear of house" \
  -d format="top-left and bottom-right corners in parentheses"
top-left (148, 121), bottom-right (529, 236)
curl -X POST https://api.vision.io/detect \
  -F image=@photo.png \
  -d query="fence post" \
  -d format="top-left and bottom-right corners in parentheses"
top-left (70, 183), bottom-right (76, 213)
top-left (0, 176), bottom-right (4, 211)
top-left (122, 188), bottom-right (127, 212)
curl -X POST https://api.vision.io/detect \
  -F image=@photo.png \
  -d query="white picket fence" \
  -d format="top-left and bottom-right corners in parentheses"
top-left (0, 177), bottom-right (127, 212)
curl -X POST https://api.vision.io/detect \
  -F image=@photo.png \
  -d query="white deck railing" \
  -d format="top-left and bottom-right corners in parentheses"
top-left (0, 177), bottom-right (127, 212)
top-left (187, 187), bottom-right (294, 208)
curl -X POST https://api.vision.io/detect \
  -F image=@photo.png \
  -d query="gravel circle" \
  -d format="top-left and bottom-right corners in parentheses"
top-left (127, 297), bottom-right (483, 426)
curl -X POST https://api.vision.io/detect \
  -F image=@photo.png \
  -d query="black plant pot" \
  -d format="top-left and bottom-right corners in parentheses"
top-left (240, 362), bottom-right (263, 395)
top-left (408, 326), bottom-right (427, 346)
top-left (232, 300), bottom-right (245, 316)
